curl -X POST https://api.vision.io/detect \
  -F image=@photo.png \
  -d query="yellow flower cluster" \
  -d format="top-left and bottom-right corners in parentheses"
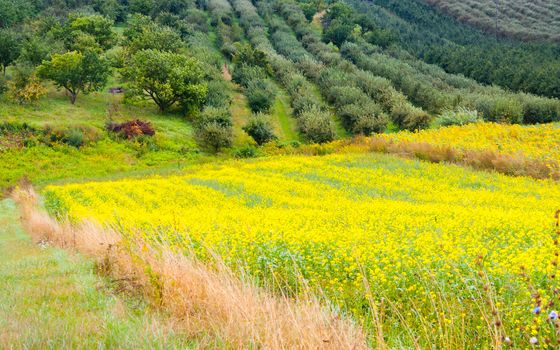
top-left (383, 122), bottom-right (560, 162)
top-left (43, 153), bottom-right (560, 345)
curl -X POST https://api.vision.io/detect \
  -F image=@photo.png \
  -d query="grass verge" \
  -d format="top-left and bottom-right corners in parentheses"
top-left (0, 198), bottom-right (194, 349)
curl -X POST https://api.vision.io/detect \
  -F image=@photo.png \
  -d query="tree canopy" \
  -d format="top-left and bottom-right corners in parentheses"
top-left (122, 49), bottom-right (208, 112)
top-left (37, 50), bottom-right (110, 104)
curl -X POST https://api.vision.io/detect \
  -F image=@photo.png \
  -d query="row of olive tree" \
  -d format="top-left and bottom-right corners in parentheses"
top-left (341, 40), bottom-right (560, 125)
top-left (268, 0), bottom-right (432, 132)
top-left (229, 0), bottom-right (337, 142)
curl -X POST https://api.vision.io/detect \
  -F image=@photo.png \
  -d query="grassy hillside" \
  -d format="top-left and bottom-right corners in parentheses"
top-left (423, 0), bottom-right (560, 42)
top-left (2, 0), bottom-right (560, 348)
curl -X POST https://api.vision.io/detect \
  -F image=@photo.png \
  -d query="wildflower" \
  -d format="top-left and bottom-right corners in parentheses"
top-left (504, 336), bottom-right (511, 344)
top-left (533, 306), bottom-right (541, 314)
top-left (549, 311), bottom-right (558, 320)
top-left (530, 337), bottom-right (538, 345)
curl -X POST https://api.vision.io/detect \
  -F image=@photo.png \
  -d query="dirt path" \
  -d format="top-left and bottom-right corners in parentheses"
top-left (222, 63), bottom-right (232, 81)
top-left (0, 199), bottom-right (194, 349)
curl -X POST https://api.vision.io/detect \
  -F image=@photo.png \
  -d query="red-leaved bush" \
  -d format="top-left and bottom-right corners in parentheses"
top-left (106, 119), bottom-right (155, 139)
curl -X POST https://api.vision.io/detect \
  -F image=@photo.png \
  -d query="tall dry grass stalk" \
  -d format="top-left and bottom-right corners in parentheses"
top-left (12, 186), bottom-right (369, 350)
top-left (365, 137), bottom-right (559, 180)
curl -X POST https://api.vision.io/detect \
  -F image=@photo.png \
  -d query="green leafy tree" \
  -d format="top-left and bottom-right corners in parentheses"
top-left (19, 36), bottom-right (60, 67)
top-left (245, 79), bottom-right (275, 113)
top-left (0, 29), bottom-right (20, 76)
top-left (243, 113), bottom-right (277, 145)
top-left (37, 50), bottom-right (110, 104)
top-left (69, 15), bottom-right (116, 50)
top-left (129, 0), bottom-right (155, 16)
top-left (195, 107), bottom-right (233, 153)
top-left (0, 0), bottom-right (35, 28)
top-left (232, 43), bottom-right (272, 76)
top-left (92, 0), bottom-right (122, 21)
top-left (123, 15), bottom-right (182, 53)
top-left (122, 49), bottom-right (207, 112)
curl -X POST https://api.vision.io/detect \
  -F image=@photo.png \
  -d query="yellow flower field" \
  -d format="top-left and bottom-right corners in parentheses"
top-left (44, 153), bottom-right (560, 347)
top-left (383, 122), bottom-right (560, 163)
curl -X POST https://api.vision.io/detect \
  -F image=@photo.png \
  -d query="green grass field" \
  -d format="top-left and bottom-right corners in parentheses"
top-left (0, 199), bottom-right (195, 348)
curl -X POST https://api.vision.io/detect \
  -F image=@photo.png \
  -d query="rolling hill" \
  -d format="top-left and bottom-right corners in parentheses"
top-left (423, 0), bottom-right (560, 42)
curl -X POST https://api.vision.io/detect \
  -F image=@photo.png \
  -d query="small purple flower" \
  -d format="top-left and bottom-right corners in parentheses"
top-left (530, 336), bottom-right (538, 345)
top-left (549, 310), bottom-right (558, 320)
top-left (533, 306), bottom-right (541, 314)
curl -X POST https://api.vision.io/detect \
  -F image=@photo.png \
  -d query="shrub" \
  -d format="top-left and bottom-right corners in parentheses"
top-left (488, 98), bottom-right (524, 124)
top-left (521, 97), bottom-right (560, 124)
top-left (233, 145), bottom-right (259, 158)
top-left (291, 90), bottom-right (318, 117)
top-left (245, 80), bottom-right (276, 113)
top-left (326, 86), bottom-right (367, 109)
top-left (205, 80), bottom-right (232, 107)
top-left (243, 114), bottom-right (277, 145)
top-left (43, 125), bottom-right (100, 148)
top-left (232, 64), bottom-right (267, 87)
top-left (435, 107), bottom-right (481, 127)
top-left (298, 107), bottom-right (336, 143)
top-left (390, 104), bottom-right (431, 131)
top-left (106, 119), bottom-right (156, 139)
top-left (8, 75), bottom-right (47, 104)
top-left (340, 102), bottom-right (388, 135)
top-left (195, 107), bottom-right (233, 152)
top-left (0, 76), bottom-right (7, 95)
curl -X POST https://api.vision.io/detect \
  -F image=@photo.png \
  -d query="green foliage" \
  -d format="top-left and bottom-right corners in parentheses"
top-left (205, 80), bottom-right (232, 108)
top-left (245, 80), bottom-right (276, 113)
top-left (195, 107), bottom-right (233, 152)
top-left (340, 102), bottom-right (388, 135)
top-left (233, 144), bottom-right (259, 158)
top-left (68, 14), bottom-right (116, 50)
top-left (390, 104), bottom-right (431, 131)
top-left (0, 75), bottom-right (7, 94)
top-left (37, 50), bottom-right (110, 104)
top-left (18, 36), bottom-right (58, 67)
top-left (345, 0), bottom-right (560, 99)
top-left (0, 0), bottom-right (35, 28)
top-left (521, 96), bottom-right (560, 124)
top-left (122, 49), bottom-right (207, 113)
top-left (232, 43), bottom-right (270, 70)
top-left (243, 113), bottom-right (277, 145)
top-left (129, 0), bottom-right (155, 15)
top-left (123, 14), bottom-right (183, 53)
top-left (425, 0), bottom-right (560, 42)
top-left (298, 106), bottom-right (336, 143)
top-left (43, 125), bottom-right (101, 148)
top-left (323, 19), bottom-right (355, 46)
top-left (0, 28), bottom-right (20, 75)
top-left (232, 64), bottom-right (267, 87)
top-left (487, 98), bottom-right (524, 124)
top-left (92, 0), bottom-right (122, 21)
top-left (435, 107), bottom-right (481, 127)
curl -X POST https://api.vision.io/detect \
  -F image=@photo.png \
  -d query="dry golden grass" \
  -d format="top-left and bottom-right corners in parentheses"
top-left (12, 186), bottom-right (368, 350)
top-left (365, 137), bottom-right (557, 180)
top-left (266, 135), bottom-right (558, 181)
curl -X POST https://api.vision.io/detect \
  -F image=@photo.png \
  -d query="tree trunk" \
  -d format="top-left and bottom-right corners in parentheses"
top-left (69, 92), bottom-right (77, 104)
